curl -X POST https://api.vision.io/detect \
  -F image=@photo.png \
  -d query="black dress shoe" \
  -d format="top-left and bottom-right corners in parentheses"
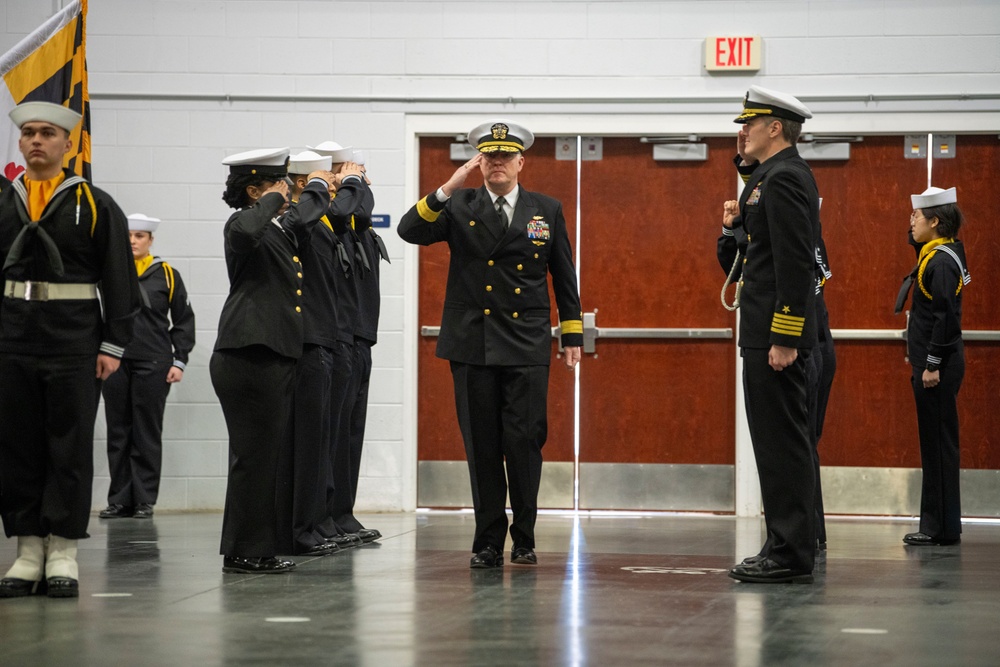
top-left (903, 532), bottom-right (961, 546)
top-left (99, 504), bottom-right (132, 518)
top-left (511, 547), bottom-right (537, 565)
top-left (357, 528), bottom-right (381, 543)
top-left (295, 542), bottom-right (338, 557)
top-left (132, 503), bottom-right (154, 519)
top-left (46, 577), bottom-right (79, 598)
top-left (222, 556), bottom-right (297, 574)
top-left (740, 553), bottom-right (766, 566)
top-left (341, 533), bottom-right (366, 546)
top-left (0, 577), bottom-right (45, 598)
top-left (326, 535), bottom-right (358, 548)
top-left (470, 545), bottom-right (503, 569)
top-left (729, 558), bottom-right (813, 584)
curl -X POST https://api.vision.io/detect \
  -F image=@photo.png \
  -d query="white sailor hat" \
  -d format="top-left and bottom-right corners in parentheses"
top-left (352, 149), bottom-right (366, 166)
top-left (308, 141), bottom-right (355, 163)
top-left (221, 147), bottom-right (289, 175)
top-left (288, 150), bottom-right (333, 175)
top-left (9, 101), bottom-right (82, 133)
top-left (468, 119), bottom-right (534, 153)
top-left (127, 213), bottom-right (161, 233)
top-left (911, 186), bottom-right (957, 209)
top-left (734, 85), bottom-right (813, 124)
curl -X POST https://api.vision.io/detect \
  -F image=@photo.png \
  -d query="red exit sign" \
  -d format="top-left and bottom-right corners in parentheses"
top-left (705, 36), bottom-right (761, 71)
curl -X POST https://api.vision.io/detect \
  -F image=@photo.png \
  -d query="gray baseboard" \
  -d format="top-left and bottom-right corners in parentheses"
top-left (418, 461), bottom-right (1000, 517)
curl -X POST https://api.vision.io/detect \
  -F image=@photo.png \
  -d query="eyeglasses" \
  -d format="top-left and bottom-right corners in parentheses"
top-left (910, 210), bottom-right (924, 222)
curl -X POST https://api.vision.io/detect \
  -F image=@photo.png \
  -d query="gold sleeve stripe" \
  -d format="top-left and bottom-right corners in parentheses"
top-left (771, 314), bottom-right (805, 335)
top-left (561, 320), bottom-right (583, 335)
top-left (772, 313), bottom-right (805, 324)
top-left (416, 196), bottom-right (441, 222)
top-left (771, 324), bottom-right (804, 336)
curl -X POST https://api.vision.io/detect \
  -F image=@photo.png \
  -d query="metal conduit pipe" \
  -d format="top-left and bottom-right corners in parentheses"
top-left (89, 92), bottom-right (1000, 105)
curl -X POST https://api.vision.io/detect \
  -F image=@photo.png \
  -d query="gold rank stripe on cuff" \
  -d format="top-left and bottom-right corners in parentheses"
top-left (770, 312), bottom-right (805, 336)
top-left (561, 320), bottom-right (583, 335)
top-left (416, 196), bottom-right (441, 222)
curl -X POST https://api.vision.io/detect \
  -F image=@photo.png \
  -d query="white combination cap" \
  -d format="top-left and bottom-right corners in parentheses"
top-left (288, 150), bottom-right (333, 175)
top-left (127, 213), bottom-right (161, 233)
top-left (308, 141), bottom-right (355, 163)
top-left (9, 101), bottom-right (82, 133)
top-left (735, 85), bottom-right (812, 124)
top-left (468, 119), bottom-right (534, 153)
top-left (911, 186), bottom-right (957, 209)
top-left (221, 147), bottom-right (290, 174)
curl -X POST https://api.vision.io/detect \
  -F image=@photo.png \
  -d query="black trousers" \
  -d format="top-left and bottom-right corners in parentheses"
top-left (742, 348), bottom-right (816, 573)
top-left (211, 347), bottom-right (296, 557)
top-left (316, 340), bottom-right (354, 539)
top-left (806, 333), bottom-right (836, 544)
top-left (331, 339), bottom-right (373, 533)
top-left (0, 353), bottom-right (101, 539)
top-left (102, 358), bottom-right (172, 507)
top-left (288, 344), bottom-right (335, 553)
top-left (812, 302), bottom-right (837, 544)
top-left (450, 361), bottom-right (549, 553)
top-left (911, 356), bottom-right (964, 541)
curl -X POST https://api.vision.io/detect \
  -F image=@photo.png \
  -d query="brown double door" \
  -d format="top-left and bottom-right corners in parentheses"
top-left (414, 133), bottom-right (1000, 515)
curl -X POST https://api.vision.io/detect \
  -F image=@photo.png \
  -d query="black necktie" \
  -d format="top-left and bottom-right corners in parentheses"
top-left (496, 196), bottom-right (509, 231)
top-left (894, 273), bottom-right (915, 314)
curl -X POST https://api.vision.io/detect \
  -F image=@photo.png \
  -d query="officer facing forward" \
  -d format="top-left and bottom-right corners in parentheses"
top-left (723, 87), bottom-right (821, 584)
top-left (0, 101), bottom-right (140, 598)
top-left (398, 120), bottom-right (583, 569)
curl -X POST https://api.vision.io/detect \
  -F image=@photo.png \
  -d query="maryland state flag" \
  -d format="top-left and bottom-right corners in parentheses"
top-left (0, 0), bottom-right (90, 182)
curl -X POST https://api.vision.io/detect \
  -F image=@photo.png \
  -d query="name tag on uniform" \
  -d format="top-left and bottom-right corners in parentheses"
top-left (527, 217), bottom-right (550, 241)
top-left (747, 185), bottom-right (762, 206)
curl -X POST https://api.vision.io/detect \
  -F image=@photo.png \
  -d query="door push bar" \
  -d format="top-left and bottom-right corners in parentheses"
top-left (580, 312), bottom-right (733, 353)
top-left (420, 320), bottom-right (1000, 351)
top-left (830, 329), bottom-right (1000, 341)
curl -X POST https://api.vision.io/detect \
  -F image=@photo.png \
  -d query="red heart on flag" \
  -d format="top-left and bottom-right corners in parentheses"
top-left (4, 162), bottom-right (25, 181)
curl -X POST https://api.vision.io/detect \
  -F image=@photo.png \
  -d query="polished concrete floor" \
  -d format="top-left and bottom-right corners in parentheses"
top-left (1, 511), bottom-right (999, 666)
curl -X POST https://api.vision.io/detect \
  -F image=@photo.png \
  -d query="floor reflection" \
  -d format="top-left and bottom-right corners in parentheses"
top-left (0, 512), bottom-right (997, 666)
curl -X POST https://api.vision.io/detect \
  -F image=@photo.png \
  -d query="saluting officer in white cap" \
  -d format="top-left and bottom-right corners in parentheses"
top-left (212, 146), bottom-right (317, 574)
top-left (287, 150), bottom-right (334, 203)
top-left (99, 213), bottom-right (196, 521)
top-left (330, 156), bottom-right (389, 546)
top-left (398, 119), bottom-right (583, 570)
top-left (897, 186), bottom-right (969, 548)
top-left (723, 86), bottom-right (822, 585)
top-left (303, 141), bottom-right (384, 545)
top-left (0, 101), bottom-right (140, 598)
top-left (283, 149), bottom-right (377, 554)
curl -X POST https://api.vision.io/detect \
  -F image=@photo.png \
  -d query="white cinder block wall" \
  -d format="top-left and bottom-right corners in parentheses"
top-left (2, 0), bottom-right (998, 513)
